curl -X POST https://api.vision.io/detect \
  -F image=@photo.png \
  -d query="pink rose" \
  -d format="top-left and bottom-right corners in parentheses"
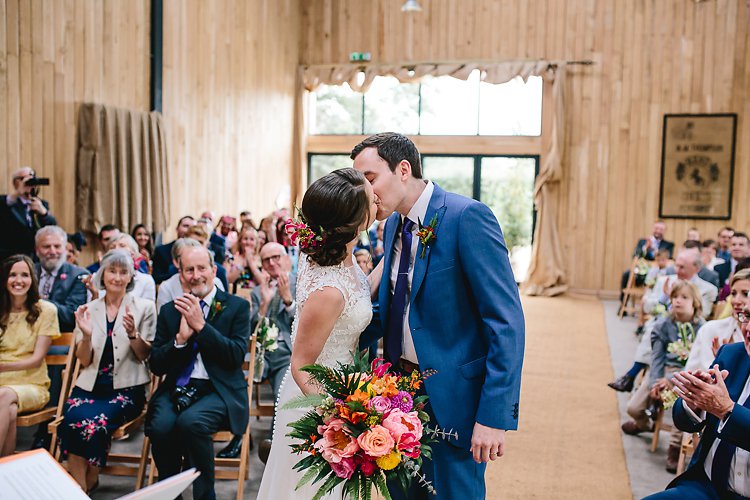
top-left (356, 425), bottom-right (395, 458)
top-left (314, 418), bottom-right (359, 463)
top-left (330, 457), bottom-right (357, 479)
top-left (397, 432), bottom-right (421, 458)
top-left (359, 458), bottom-right (378, 477)
top-left (382, 409), bottom-right (423, 442)
top-left (367, 396), bottom-right (392, 413)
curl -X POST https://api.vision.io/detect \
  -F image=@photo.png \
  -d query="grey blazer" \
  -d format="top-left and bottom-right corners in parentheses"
top-left (75, 294), bottom-right (157, 391)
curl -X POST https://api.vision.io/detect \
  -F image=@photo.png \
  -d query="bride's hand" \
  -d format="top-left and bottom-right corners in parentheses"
top-left (367, 258), bottom-right (384, 298)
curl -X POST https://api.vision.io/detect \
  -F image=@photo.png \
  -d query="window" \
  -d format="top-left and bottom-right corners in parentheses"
top-left (309, 71), bottom-right (542, 136)
top-left (308, 153), bottom-right (537, 281)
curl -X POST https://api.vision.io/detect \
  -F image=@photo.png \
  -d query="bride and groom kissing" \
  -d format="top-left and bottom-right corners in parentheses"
top-left (258, 132), bottom-right (525, 499)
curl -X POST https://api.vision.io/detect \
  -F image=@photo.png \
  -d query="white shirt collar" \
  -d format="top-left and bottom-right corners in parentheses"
top-left (201, 285), bottom-right (218, 309)
top-left (404, 180), bottom-right (434, 228)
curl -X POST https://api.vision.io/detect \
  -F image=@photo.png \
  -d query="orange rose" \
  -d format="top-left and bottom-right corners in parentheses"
top-left (356, 425), bottom-right (395, 458)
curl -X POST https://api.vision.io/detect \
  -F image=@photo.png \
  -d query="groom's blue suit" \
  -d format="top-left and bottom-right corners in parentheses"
top-left (364, 183), bottom-right (525, 499)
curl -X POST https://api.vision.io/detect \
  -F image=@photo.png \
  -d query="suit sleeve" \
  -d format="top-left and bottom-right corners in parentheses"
top-left (197, 298), bottom-right (251, 370)
top-left (457, 202), bottom-right (525, 430)
top-left (250, 289), bottom-right (261, 332)
top-left (138, 300), bottom-right (158, 342)
top-left (672, 399), bottom-right (708, 433)
top-left (358, 302), bottom-right (383, 350)
top-left (152, 247), bottom-right (171, 284)
top-left (148, 306), bottom-right (193, 376)
top-left (649, 320), bottom-right (668, 387)
top-left (35, 200), bottom-right (57, 227)
top-left (718, 404), bottom-right (750, 452)
top-left (51, 271), bottom-right (89, 332)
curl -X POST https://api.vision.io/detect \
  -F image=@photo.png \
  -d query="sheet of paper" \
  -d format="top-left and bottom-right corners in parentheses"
top-left (0, 449), bottom-right (89, 500)
top-left (117, 468), bottom-right (200, 500)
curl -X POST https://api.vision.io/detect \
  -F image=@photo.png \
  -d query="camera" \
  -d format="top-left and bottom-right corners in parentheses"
top-left (171, 384), bottom-right (200, 413)
top-left (24, 176), bottom-right (50, 197)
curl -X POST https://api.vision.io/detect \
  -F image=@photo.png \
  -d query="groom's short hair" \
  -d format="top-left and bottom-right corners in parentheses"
top-left (350, 132), bottom-right (422, 179)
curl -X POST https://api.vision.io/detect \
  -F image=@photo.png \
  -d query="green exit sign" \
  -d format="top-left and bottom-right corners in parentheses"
top-left (349, 52), bottom-right (372, 62)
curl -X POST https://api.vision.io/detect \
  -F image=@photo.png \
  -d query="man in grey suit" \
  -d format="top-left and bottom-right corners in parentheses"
top-left (31, 225), bottom-right (89, 449)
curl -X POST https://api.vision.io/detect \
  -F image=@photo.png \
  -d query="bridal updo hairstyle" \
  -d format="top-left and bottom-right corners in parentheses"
top-left (300, 169), bottom-right (370, 267)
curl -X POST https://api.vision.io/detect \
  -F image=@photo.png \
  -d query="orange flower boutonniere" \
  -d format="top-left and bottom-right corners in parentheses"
top-left (416, 214), bottom-right (439, 259)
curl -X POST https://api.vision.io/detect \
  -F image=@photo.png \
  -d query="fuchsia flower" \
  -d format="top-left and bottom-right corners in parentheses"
top-left (284, 218), bottom-right (324, 250)
top-left (314, 418), bottom-right (359, 463)
top-left (367, 396), bottom-right (392, 413)
top-left (359, 458), bottom-right (378, 477)
top-left (390, 391), bottom-right (413, 412)
top-left (370, 358), bottom-right (392, 378)
top-left (330, 457), bottom-right (357, 479)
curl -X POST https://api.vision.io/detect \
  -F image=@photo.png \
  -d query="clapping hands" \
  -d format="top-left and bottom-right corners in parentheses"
top-left (75, 305), bottom-right (93, 337)
top-left (174, 294), bottom-right (206, 334)
top-left (672, 365), bottom-right (734, 419)
top-left (123, 305), bottom-right (136, 337)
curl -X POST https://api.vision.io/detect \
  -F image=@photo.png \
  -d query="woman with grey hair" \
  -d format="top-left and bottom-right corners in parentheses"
top-left (58, 249), bottom-right (156, 493)
top-left (94, 234), bottom-right (156, 302)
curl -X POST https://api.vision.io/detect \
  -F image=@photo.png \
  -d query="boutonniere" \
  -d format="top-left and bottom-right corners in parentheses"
top-left (416, 214), bottom-right (439, 259)
top-left (58, 273), bottom-right (67, 281)
top-left (208, 299), bottom-right (224, 321)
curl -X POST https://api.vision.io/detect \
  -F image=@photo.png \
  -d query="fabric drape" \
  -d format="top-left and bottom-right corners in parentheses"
top-left (297, 60), bottom-right (568, 296)
top-left (76, 103), bottom-right (170, 236)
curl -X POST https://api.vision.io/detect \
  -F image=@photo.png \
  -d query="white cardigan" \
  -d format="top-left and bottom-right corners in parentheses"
top-left (75, 294), bottom-right (157, 391)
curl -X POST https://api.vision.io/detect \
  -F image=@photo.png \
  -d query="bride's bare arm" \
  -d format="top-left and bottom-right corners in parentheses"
top-left (367, 258), bottom-right (384, 299)
top-left (290, 287), bottom-right (345, 395)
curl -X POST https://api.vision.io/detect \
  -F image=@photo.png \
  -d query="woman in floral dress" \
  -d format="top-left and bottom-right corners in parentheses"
top-left (59, 250), bottom-right (156, 493)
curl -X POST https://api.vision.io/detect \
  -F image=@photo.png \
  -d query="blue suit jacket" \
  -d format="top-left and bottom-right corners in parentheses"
top-left (35, 261), bottom-right (89, 332)
top-left (365, 183), bottom-right (525, 449)
top-left (670, 343), bottom-right (750, 487)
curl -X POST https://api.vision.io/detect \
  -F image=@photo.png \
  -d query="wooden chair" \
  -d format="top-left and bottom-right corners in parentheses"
top-left (47, 357), bottom-right (160, 489)
top-left (142, 327), bottom-right (260, 500)
top-left (676, 431), bottom-right (698, 474)
top-left (16, 332), bottom-right (76, 430)
top-left (619, 257), bottom-right (647, 318)
top-left (650, 404), bottom-right (674, 453)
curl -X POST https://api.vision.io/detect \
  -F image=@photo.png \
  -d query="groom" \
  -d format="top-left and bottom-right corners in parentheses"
top-left (353, 133), bottom-right (525, 499)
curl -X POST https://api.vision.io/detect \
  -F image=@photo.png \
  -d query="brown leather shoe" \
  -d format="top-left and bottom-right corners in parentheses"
top-left (666, 445), bottom-right (680, 473)
top-left (608, 375), bottom-right (635, 392)
top-left (621, 420), bottom-right (651, 435)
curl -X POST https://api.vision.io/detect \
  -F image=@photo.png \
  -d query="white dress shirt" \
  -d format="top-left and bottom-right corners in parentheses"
top-left (684, 373), bottom-right (750, 496)
top-left (389, 180), bottom-right (434, 364)
top-left (685, 317), bottom-right (743, 373)
top-left (174, 286), bottom-right (217, 380)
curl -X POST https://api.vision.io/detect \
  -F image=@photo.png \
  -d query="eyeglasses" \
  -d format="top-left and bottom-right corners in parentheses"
top-left (261, 254), bottom-right (283, 264)
top-left (738, 312), bottom-right (750, 325)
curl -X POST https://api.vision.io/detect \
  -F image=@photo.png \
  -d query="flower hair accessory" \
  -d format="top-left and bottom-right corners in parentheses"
top-left (285, 209), bottom-right (325, 250)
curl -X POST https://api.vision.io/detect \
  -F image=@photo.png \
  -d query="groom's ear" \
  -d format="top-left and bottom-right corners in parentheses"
top-left (397, 159), bottom-right (412, 180)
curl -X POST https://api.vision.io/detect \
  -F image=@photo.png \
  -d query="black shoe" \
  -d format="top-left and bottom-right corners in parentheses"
top-left (634, 326), bottom-right (645, 336)
top-left (259, 439), bottom-right (272, 465)
top-left (216, 435), bottom-right (243, 459)
top-left (31, 434), bottom-right (51, 450)
top-left (607, 374), bottom-right (635, 392)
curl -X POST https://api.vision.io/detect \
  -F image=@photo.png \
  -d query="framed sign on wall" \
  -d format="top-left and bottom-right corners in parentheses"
top-left (659, 113), bottom-right (737, 220)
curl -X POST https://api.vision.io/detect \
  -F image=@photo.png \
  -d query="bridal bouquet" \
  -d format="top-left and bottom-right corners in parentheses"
top-left (283, 352), bottom-right (455, 499)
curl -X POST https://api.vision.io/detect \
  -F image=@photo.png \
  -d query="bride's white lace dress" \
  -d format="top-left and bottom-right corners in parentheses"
top-left (257, 255), bottom-right (372, 499)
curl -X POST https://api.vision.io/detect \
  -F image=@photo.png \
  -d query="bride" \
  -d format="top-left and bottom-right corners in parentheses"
top-left (257, 168), bottom-right (382, 499)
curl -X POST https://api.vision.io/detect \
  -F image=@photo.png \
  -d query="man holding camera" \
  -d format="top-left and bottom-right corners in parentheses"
top-left (0, 166), bottom-right (56, 261)
top-left (145, 246), bottom-right (251, 500)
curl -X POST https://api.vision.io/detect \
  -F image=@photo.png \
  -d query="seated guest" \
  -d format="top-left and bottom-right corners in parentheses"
top-left (0, 255), bottom-right (60, 456)
top-left (102, 234), bottom-right (155, 301)
top-left (685, 269), bottom-right (750, 378)
top-left (0, 167), bottom-right (57, 261)
top-left (246, 242), bottom-right (296, 462)
top-left (644, 308), bottom-right (750, 499)
top-left (145, 246), bottom-right (251, 500)
top-left (701, 239), bottom-right (724, 271)
top-left (58, 250), bottom-right (156, 492)
top-left (130, 224), bottom-right (153, 272)
top-left (66, 232), bottom-right (86, 267)
top-left (609, 250), bottom-right (717, 393)
top-left (184, 225), bottom-right (229, 291)
top-left (716, 226), bottom-right (734, 263)
top-left (667, 240), bottom-right (720, 289)
top-left (355, 248), bottom-right (373, 275)
top-left (623, 280), bottom-right (705, 472)
top-left (239, 210), bottom-right (256, 231)
top-left (621, 221), bottom-right (675, 303)
top-left (31, 226), bottom-right (90, 449)
top-left (152, 216), bottom-right (196, 284)
top-left (210, 215), bottom-right (237, 265)
top-left (226, 226), bottom-right (262, 291)
top-left (715, 232), bottom-right (750, 289)
top-left (87, 225), bottom-right (120, 273)
top-left (687, 227), bottom-right (701, 242)
top-left (156, 239), bottom-right (225, 312)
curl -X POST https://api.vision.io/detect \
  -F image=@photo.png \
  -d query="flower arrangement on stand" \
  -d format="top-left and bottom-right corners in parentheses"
top-left (282, 352), bottom-right (457, 499)
top-left (253, 317), bottom-right (279, 383)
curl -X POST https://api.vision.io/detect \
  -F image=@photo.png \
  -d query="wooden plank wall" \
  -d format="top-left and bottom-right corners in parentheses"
top-left (0, 0), bottom-right (150, 235)
top-left (162, 0), bottom-right (301, 237)
top-left (299, 0), bottom-right (750, 293)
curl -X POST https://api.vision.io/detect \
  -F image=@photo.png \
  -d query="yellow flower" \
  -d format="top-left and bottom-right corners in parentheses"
top-left (375, 451), bottom-right (402, 471)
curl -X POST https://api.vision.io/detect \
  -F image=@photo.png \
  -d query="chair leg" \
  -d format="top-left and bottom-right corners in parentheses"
top-left (650, 408), bottom-right (664, 453)
top-left (135, 435), bottom-right (151, 490)
top-left (236, 425), bottom-right (251, 500)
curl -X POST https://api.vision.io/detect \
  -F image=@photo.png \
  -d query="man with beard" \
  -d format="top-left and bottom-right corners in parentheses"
top-left (146, 246), bottom-right (250, 500)
top-left (30, 225), bottom-right (89, 449)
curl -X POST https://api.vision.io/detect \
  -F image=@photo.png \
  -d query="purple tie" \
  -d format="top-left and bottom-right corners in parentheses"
top-left (710, 391), bottom-right (750, 492)
top-left (175, 300), bottom-right (207, 386)
top-left (386, 218), bottom-right (414, 363)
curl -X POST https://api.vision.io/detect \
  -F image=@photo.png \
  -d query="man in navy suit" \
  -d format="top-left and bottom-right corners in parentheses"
top-left (645, 307), bottom-right (750, 499)
top-left (0, 166), bottom-right (57, 261)
top-left (353, 133), bottom-right (525, 499)
top-left (146, 246), bottom-right (251, 500)
top-left (31, 225), bottom-right (89, 449)
top-left (715, 232), bottom-right (750, 288)
top-left (152, 215), bottom-right (196, 283)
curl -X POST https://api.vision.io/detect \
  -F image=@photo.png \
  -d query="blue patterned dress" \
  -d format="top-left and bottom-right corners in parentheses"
top-left (59, 317), bottom-right (146, 467)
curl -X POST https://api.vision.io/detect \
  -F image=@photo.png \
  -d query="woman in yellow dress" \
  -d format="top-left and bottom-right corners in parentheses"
top-left (0, 254), bottom-right (60, 456)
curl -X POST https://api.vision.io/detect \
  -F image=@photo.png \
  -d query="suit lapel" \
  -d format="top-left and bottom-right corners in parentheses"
top-left (208, 289), bottom-right (229, 328)
top-left (378, 213), bottom-right (401, 330)
top-left (9, 200), bottom-right (28, 228)
top-left (91, 299), bottom-right (107, 344)
top-left (729, 352), bottom-right (750, 401)
top-left (410, 186), bottom-right (447, 300)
